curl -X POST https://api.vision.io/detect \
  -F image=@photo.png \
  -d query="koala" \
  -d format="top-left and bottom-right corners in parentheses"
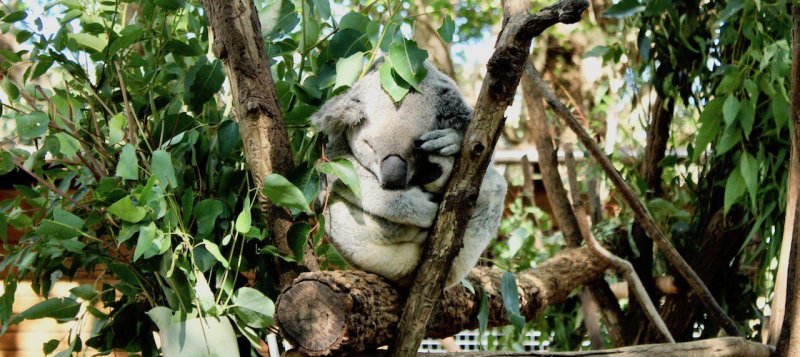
top-left (312, 61), bottom-right (507, 288)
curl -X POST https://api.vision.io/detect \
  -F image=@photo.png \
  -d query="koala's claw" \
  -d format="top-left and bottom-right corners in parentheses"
top-left (419, 129), bottom-right (462, 155)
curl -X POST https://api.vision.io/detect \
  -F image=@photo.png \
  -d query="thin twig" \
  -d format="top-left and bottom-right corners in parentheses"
top-left (12, 158), bottom-right (86, 208)
top-left (528, 66), bottom-right (740, 336)
top-left (114, 61), bottom-right (139, 147)
top-left (564, 142), bottom-right (674, 343)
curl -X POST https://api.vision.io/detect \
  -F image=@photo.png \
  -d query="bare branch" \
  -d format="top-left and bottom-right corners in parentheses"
top-left (526, 65), bottom-right (740, 336)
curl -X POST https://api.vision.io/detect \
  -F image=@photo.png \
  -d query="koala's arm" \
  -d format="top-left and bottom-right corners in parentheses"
top-left (328, 155), bottom-right (439, 228)
top-left (445, 165), bottom-right (508, 288)
top-left (323, 198), bottom-right (424, 282)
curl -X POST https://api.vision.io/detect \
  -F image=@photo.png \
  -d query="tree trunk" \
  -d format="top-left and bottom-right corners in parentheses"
top-left (776, 4), bottom-right (800, 355)
top-left (275, 246), bottom-right (608, 356)
top-left (388, 1), bottom-right (590, 355)
top-left (199, 0), bottom-right (316, 289)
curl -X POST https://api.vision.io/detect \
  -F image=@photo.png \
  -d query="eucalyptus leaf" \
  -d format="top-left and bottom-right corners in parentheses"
top-left (232, 287), bottom-right (275, 328)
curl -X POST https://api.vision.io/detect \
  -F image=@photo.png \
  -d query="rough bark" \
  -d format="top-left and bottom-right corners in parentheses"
top-left (388, 1), bottom-right (589, 355)
top-left (776, 4), bottom-right (800, 355)
top-left (424, 337), bottom-right (772, 357)
top-left (200, 0), bottom-right (317, 288)
top-left (522, 58), bottom-right (626, 346)
top-left (628, 96), bottom-right (674, 342)
top-left (275, 247), bottom-right (608, 356)
top-left (527, 67), bottom-right (740, 336)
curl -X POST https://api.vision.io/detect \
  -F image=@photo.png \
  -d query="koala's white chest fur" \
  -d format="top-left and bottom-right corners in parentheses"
top-left (312, 62), bottom-right (507, 288)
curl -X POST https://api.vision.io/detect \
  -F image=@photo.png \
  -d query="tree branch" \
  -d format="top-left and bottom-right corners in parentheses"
top-left (521, 57), bottom-right (627, 346)
top-left (275, 246), bottom-right (608, 355)
top-left (776, 4), bottom-right (800, 355)
top-left (526, 66), bottom-right (740, 336)
top-left (422, 337), bottom-right (771, 356)
top-left (200, 0), bottom-right (317, 289)
top-left (387, 0), bottom-right (590, 354)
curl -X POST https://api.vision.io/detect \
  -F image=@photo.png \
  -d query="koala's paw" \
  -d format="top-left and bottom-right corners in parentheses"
top-left (416, 129), bottom-right (462, 156)
top-left (406, 189), bottom-right (439, 228)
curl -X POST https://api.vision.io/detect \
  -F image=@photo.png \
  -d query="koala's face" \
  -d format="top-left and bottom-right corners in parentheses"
top-left (345, 105), bottom-right (436, 189)
top-left (312, 62), bottom-right (472, 190)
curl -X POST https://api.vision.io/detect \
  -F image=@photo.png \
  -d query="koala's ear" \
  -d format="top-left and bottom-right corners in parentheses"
top-left (426, 66), bottom-right (472, 132)
top-left (311, 91), bottom-right (366, 135)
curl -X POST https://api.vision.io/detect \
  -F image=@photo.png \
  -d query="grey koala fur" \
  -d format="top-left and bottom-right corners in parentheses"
top-left (311, 61), bottom-right (507, 288)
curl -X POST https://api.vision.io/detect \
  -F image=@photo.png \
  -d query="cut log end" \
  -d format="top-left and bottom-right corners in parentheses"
top-left (275, 281), bottom-right (348, 355)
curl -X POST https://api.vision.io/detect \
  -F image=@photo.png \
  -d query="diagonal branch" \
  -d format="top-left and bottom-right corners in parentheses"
top-left (525, 66), bottom-right (740, 336)
top-left (388, 0), bottom-right (590, 354)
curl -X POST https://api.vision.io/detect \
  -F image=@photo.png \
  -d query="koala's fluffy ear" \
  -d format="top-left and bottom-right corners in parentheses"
top-left (310, 90), bottom-right (366, 136)
top-left (426, 65), bottom-right (473, 132)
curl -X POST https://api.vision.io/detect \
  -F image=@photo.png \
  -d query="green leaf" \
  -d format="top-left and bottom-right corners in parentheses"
top-left (317, 158), bottom-right (361, 198)
top-left (603, 0), bottom-right (646, 18)
top-left (133, 223), bottom-right (157, 261)
top-left (108, 113), bottom-right (126, 145)
top-left (724, 167), bottom-right (746, 213)
top-left (379, 62), bottom-right (411, 102)
top-left (740, 152), bottom-right (758, 209)
top-left (722, 95), bottom-right (740, 126)
top-left (36, 220), bottom-right (80, 240)
top-left (339, 11), bottom-right (370, 32)
top-left (31, 57), bottom-right (54, 80)
top-left (232, 287), bottom-right (275, 329)
top-left (2, 11), bottom-right (27, 23)
top-left (16, 111), bottom-right (49, 139)
top-left (68, 33), bottom-right (107, 52)
top-left (184, 57), bottom-right (225, 112)
top-left (235, 197), bottom-right (252, 234)
top-left (262, 174), bottom-right (310, 213)
top-left (54, 133), bottom-right (80, 159)
top-left (437, 15), bottom-right (455, 43)
top-left (287, 222), bottom-right (310, 262)
top-left (333, 52), bottom-right (364, 91)
top-left (388, 38), bottom-right (428, 91)
top-left (70, 284), bottom-right (98, 301)
top-left (43, 339), bottom-right (59, 355)
top-left (738, 99), bottom-right (755, 138)
top-left (54, 207), bottom-right (84, 229)
top-left (151, 150), bottom-right (178, 188)
top-left (12, 298), bottom-right (80, 324)
top-left (693, 97), bottom-right (724, 161)
top-left (328, 28), bottom-right (369, 59)
top-left (500, 271), bottom-right (525, 333)
top-left (311, 0), bottom-right (331, 19)
top-left (115, 144), bottom-right (139, 180)
top-left (203, 240), bottom-right (229, 268)
top-left (194, 199), bottom-right (224, 236)
top-left (108, 196), bottom-right (147, 223)
top-left (194, 273), bottom-right (217, 315)
top-left (108, 25), bottom-right (145, 55)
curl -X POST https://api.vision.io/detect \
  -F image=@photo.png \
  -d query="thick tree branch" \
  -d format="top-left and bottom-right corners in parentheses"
top-left (275, 247), bottom-right (608, 355)
top-left (388, 0), bottom-right (589, 354)
top-left (526, 66), bottom-right (741, 336)
top-left (776, 4), bottom-right (800, 355)
top-left (200, 0), bottom-right (317, 289)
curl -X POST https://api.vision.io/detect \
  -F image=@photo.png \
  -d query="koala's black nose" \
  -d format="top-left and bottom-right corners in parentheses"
top-left (380, 155), bottom-right (407, 189)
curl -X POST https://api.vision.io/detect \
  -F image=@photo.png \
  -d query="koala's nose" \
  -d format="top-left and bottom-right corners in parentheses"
top-left (380, 155), bottom-right (407, 189)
